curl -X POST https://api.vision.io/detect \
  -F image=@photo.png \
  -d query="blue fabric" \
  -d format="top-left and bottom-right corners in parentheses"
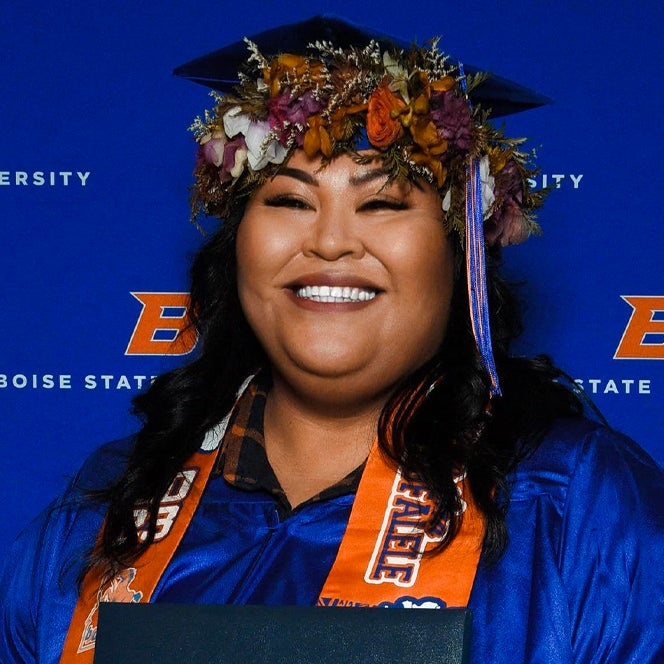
top-left (1, 419), bottom-right (663, 663)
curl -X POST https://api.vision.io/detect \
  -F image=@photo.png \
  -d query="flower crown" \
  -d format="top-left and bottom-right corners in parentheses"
top-left (189, 38), bottom-right (545, 245)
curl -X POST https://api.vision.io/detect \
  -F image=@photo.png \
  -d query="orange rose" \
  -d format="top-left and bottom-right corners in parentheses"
top-left (366, 81), bottom-right (406, 149)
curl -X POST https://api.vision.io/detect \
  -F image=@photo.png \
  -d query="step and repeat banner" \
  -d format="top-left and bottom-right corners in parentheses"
top-left (1, 1), bottom-right (662, 559)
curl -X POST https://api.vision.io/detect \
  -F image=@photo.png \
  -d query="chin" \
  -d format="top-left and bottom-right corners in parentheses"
top-left (289, 351), bottom-right (373, 380)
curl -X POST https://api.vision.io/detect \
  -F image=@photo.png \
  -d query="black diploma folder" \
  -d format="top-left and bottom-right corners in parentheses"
top-left (94, 603), bottom-right (471, 663)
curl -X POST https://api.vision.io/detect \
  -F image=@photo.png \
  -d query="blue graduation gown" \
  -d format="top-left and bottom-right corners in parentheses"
top-left (1, 418), bottom-right (663, 662)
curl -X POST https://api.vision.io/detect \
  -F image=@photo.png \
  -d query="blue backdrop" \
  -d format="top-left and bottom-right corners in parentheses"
top-left (1, 1), bottom-right (663, 561)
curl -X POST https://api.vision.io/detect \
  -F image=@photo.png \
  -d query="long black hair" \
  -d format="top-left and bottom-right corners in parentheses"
top-left (88, 202), bottom-right (582, 574)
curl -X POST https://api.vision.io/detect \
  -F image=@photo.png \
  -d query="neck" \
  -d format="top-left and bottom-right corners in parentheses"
top-left (263, 373), bottom-right (386, 508)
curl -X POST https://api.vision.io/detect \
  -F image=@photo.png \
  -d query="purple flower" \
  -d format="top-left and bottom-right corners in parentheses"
top-left (485, 200), bottom-right (529, 246)
top-left (201, 137), bottom-right (226, 167)
top-left (267, 90), bottom-right (325, 145)
top-left (220, 136), bottom-right (248, 181)
top-left (484, 159), bottom-right (532, 245)
top-left (430, 91), bottom-right (472, 151)
top-left (195, 144), bottom-right (206, 168)
top-left (494, 159), bottom-right (523, 202)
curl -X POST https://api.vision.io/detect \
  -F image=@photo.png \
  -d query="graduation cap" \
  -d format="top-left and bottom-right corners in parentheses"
top-left (174, 14), bottom-right (551, 118)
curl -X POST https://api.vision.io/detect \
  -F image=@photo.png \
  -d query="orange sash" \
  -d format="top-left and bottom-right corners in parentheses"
top-left (318, 443), bottom-right (484, 608)
top-left (61, 381), bottom-right (484, 662)
top-left (59, 448), bottom-right (219, 662)
top-left (59, 378), bottom-right (250, 664)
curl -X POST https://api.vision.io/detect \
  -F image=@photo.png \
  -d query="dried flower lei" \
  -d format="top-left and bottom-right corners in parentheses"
top-left (189, 38), bottom-right (545, 246)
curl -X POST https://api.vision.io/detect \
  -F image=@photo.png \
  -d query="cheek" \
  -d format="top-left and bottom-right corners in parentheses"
top-left (424, 238), bottom-right (455, 307)
top-left (235, 218), bottom-right (274, 335)
top-left (389, 222), bottom-right (454, 296)
top-left (236, 213), bottom-right (289, 299)
top-left (393, 228), bottom-right (455, 347)
top-left (235, 221), bottom-right (260, 297)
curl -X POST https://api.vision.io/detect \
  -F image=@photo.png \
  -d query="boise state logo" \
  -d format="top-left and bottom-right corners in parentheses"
top-left (378, 595), bottom-right (447, 609)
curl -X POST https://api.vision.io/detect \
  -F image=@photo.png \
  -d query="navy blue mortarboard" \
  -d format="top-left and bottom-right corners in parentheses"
top-left (173, 14), bottom-right (550, 118)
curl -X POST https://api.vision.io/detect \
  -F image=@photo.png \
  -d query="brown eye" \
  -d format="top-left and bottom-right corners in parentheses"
top-left (358, 199), bottom-right (409, 212)
top-left (264, 195), bottom-right (312, 210)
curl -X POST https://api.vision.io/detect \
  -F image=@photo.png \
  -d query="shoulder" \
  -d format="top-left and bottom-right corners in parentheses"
top-left (4, 435), bottom-right (135, 568)
top-left (508, 417), bottom-right (663, 512)
top-left (3, 434), bottom-right (134, 558)
top-left (72, 435), bottom-right (135, 491)
top-left (2, 433), bottom-right (135, 560)
top-left (504, 417), bottom-right (664, 605)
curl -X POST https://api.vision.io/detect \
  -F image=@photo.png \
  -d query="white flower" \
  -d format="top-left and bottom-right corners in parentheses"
top-left (441, 161), bottom-right (493, 219)
top-left (222, 108), bottom-right (287, 172)
top-left (479, 155), bottom-right (496, 219)
top-left (244, 120), bottom-right (287, 170)
top-left (223, 106), bottom-right (251, 138)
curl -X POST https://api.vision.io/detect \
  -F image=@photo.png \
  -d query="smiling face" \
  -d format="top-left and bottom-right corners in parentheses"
top-left (236, 150), bottom-right (455, 409)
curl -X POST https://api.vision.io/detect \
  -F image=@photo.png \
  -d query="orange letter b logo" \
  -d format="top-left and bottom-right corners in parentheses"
top-left (614, 295), bottom-right (664, 360)
top-left (125, 292), bottom-right (198, 356)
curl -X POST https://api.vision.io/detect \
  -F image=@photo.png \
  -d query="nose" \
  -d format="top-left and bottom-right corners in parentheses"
top-left (302, 203), bottom-right (365, 261)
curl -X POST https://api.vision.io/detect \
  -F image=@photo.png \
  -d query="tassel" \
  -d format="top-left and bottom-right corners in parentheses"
top-left (466, 157), bottom-right (501, 397)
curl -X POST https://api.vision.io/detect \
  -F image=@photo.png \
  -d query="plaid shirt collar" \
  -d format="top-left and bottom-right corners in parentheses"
top-left (213, 373), bottom-right (364, 519)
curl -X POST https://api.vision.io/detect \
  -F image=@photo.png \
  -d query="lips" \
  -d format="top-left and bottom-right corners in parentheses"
top-left (285, 271), bottom-right (383, 306)
top-left (295, 285), bottom-right (377, 303)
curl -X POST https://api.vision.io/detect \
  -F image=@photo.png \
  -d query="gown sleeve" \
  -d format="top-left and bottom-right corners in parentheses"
top-left (557, 426), bottom-right (664, 662)
top-left (0, 439), bottom-right (131, 664)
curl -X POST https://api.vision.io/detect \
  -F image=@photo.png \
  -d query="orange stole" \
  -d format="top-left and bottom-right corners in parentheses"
top-left (61, 395), bottom-right (484, 661)
top-left (318, 442), bottom-right (484, 608)
top-left (60, 377), bottom-right (255, 663)
top-left (59, 448), bottom-right (219, 663)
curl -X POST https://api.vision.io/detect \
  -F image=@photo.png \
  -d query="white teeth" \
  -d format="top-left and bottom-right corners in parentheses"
top-left (295, 285), bottom-right (377, 303)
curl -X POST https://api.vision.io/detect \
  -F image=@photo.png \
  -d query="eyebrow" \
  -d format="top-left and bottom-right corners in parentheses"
top-left (350, 168), bottom-right (424, 192)
top-left (273, 167), bottom-right (318, 186)
top-left (274, 166), bottom-right (389, 188)
top-left (348, 168), bottom-right (390, 187)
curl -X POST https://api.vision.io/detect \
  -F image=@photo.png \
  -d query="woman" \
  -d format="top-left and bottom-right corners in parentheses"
top-left (2, 15), bottom-right (663, 663)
